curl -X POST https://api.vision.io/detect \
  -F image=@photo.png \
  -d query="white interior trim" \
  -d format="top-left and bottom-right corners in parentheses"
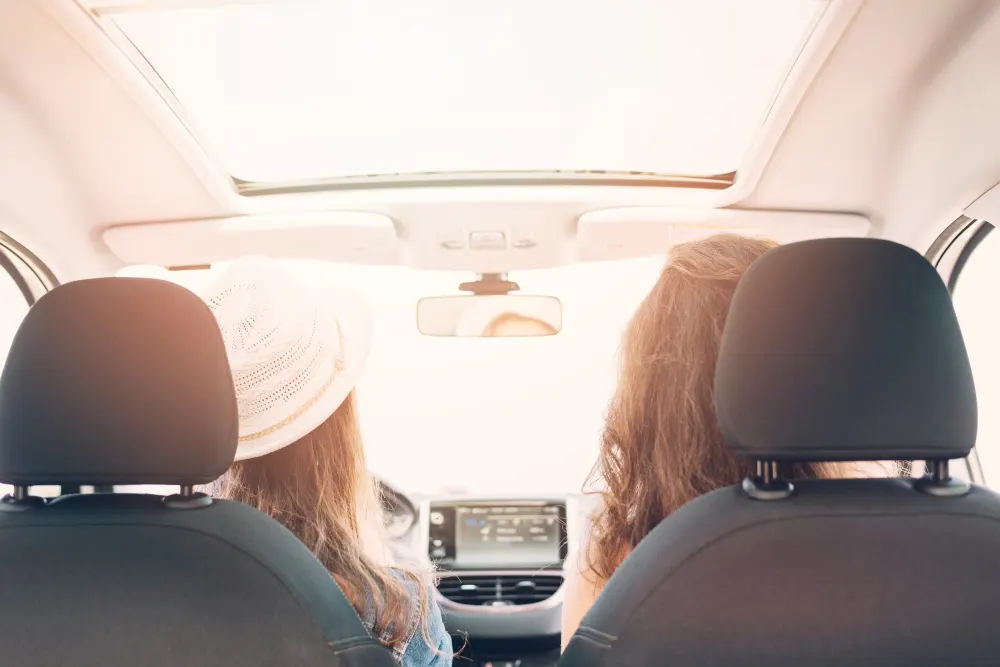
top-left (577, 208), bottom-right (871, 261)
top-left (51, 0), bottom-right (237, 206)
top-left (104, 212), bottom-right (399, 266)
top-left (83, 0), bottom-right (281, 10)
top-left (964, 182), bottom-right (1000, 222)
top-left (714, 0), bottom-right (865, 207)
top-left (105, 207), bottom-right (871, 269)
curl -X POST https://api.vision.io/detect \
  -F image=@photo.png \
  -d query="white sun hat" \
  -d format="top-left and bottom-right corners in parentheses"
top-left (201, 256), bottom-right (373, 461)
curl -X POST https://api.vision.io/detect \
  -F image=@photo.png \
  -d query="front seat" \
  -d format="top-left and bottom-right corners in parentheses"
top-left (0, 277), bottom-right (396, 667)
top-left (560, 238), bottom-right (1000, 667)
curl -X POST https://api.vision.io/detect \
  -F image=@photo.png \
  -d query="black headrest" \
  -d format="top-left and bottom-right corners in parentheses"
top-left (0, 278), bottom-right (238, 486)
top-left (715, 238), bottom-right (976, 462)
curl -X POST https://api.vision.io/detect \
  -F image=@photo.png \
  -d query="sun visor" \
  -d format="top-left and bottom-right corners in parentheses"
top-left (576, 208), bottom-right (871, 261)
top-left (103, 212), bottom-right (399, 267)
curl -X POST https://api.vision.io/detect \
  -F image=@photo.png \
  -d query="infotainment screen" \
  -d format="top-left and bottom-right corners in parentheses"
top-left (428, 502), bottom-right (566, 570)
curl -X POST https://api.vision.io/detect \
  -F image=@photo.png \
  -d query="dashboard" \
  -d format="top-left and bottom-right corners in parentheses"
top-left (378, 481), bottom-right (593, 666)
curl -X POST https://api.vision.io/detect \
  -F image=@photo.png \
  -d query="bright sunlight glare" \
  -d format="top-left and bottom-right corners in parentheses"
top-left (109, 0), bottom-right (827, 182)
top-left (117, 258), bottom-right (667, 495)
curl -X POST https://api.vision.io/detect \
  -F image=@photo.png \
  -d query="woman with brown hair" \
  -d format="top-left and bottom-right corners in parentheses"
top-left (203, 256), bottom-right (451, 667)
top-left (561, 234), bottom-right (885, 649)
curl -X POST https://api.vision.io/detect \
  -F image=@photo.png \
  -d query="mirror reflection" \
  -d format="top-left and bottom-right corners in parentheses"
top-left (417, 295), bottom-right (562, 337)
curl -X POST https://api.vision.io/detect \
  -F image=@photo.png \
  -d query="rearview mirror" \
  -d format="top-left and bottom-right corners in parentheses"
top-left (416, 295), bottom-right (562, 337)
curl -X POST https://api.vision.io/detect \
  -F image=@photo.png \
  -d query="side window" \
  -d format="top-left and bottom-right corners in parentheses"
top-left (0, 248), bottom-right (36, 498)
top-left (952, 225), bottom-right (999, 486)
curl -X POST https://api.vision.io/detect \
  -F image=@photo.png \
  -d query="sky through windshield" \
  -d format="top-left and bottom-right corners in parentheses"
top-left (120, 257), bottom-right (666, 495)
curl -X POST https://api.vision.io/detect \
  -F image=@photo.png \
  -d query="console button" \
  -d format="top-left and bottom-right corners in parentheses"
top-left (468, 231), bottom-right (506, 250)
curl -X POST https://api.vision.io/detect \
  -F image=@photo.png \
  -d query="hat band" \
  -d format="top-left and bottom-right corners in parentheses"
top-left (238, 320), bottom-right (346, 443)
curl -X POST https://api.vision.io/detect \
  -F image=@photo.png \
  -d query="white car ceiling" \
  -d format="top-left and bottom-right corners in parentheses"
top-left (0, 0), bottom-right (998, 281)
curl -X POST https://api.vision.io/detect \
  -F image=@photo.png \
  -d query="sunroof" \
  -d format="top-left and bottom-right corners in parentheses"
top-left (103, 0), bottom-right (828, 185)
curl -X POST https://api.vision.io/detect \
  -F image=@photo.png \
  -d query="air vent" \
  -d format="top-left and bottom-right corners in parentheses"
top-left (436, 574), bottom-right (563, 607)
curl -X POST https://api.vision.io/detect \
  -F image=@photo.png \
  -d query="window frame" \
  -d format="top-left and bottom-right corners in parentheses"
top-left (0, 229), bottom-right (59, 304)
top-left (0, 231), bottom-right (62, 497)
top-left (927, 215), bottom-right (995, 485)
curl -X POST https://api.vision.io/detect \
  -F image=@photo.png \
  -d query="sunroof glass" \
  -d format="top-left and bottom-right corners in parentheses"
top-left (106, 0), bottom-right (828, 184)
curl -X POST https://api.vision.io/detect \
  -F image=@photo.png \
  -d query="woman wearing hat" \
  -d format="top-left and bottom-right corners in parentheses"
top-left (202, 256), bottom-right (452, 666)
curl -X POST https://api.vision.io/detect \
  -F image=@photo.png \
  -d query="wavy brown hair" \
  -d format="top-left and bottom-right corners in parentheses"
top-left (214, 392), bottom-right (434, 651)
top-left (585, 234), bottom-right (863, 582)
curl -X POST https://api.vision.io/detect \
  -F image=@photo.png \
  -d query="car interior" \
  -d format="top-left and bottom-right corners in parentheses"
top-left (2, 1), bottom-right (1000, 666)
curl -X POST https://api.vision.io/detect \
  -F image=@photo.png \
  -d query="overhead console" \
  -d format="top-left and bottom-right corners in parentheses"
top-left (428, 500), bottom-right (567, 572)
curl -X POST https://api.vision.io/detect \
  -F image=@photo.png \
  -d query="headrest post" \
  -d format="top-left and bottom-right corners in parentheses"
top-left (0, 485), bottom-right (45, 512)
top-left (742, 460), bottom-right (794, 501)
top-left (760, 461), bottom-right (778, 485)
top-left (162, 485), bottom-right (213, 511)
top-left (915, 459), bottom-right (971, 498)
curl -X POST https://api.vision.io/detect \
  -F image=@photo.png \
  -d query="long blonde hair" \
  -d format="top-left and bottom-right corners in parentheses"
top-left (586, 234), bottom-right (862, 581)
top-left (215, 392), bottom-right (431, 650)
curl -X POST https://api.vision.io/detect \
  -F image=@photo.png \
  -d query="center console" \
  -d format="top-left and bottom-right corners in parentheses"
top-left (423, 499), bottom-right (569, 667)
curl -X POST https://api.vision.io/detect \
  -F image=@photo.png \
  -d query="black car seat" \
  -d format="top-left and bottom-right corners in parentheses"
top-left (560, 238), bottom-right (1000, 667)
top-left (0, 277), bottom-right (396, 667)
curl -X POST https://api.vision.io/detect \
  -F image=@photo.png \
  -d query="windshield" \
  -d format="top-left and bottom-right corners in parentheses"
top-left (121, 257), bottom-right (665, 495)
top-left (103, 0), bottom-right (828, 183)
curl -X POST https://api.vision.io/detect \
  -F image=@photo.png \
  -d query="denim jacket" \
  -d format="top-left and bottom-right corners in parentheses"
top-left (362, 569), bottom-right (453, 667)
